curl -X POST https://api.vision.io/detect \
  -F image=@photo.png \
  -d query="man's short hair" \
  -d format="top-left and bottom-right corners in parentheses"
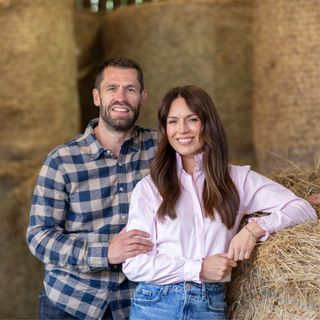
top-left (94, 57), bottom-right (144, 92)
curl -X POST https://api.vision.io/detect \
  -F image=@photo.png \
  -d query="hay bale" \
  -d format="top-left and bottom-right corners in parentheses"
top-left (270, 160), bottom-right (320, 203)
top-left (229, 223), bottom-right (320, 320)
top-left (252, 0), bottom-right (320, 172)
top-left (228, 163), bottom-right (320, 319)
top-left (102, 0), bottom-right (255, 165)
top-left (0, 163), bottom-right (43, 319)
top-left (0, 0), bottom-right (79, 163)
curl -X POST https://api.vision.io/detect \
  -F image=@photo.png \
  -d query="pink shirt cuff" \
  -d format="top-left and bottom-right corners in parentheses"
top-left (184, 259), bottom-right (202, 282)
top-left (248, 217), bottom-right (270, 241)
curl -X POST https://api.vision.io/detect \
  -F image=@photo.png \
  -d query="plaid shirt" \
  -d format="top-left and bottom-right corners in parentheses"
top-left (26, 119), bottom-right (157, 319)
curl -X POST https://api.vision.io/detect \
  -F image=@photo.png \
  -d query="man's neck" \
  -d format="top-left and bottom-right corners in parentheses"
top-left (94, 121), bottom-right (134, 157)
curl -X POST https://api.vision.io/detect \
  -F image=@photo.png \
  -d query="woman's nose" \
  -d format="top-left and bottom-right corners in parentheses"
top-left (178, 121), bottom-right (189, 133)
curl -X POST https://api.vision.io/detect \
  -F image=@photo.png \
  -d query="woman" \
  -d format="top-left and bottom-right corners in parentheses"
top-left (122, 85), bottom-right (317, 320)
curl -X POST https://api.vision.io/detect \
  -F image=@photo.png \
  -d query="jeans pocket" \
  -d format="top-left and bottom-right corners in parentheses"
top-left (132, 283), bottom-right (163, 305)
top-left (206, 284), bottom-right (227, 313)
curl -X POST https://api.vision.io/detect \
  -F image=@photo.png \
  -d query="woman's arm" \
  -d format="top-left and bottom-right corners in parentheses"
top-left (122, 178), bottom-right (203, 284)
top-left (227, 167), bottom-right (317, 261)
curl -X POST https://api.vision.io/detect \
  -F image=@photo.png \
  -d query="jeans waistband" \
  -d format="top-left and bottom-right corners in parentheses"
top-left (142, 282), bottom-right (225, 297)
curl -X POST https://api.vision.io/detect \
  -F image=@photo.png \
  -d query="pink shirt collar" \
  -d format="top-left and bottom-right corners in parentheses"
top-left (175, 152), bottom-right (204, 174)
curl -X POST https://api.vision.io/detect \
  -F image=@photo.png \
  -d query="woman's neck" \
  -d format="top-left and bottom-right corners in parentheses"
top-left (182, 156), bottom-right (196, 175)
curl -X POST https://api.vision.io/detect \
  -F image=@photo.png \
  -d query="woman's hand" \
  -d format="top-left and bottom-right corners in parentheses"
top-left (200, 253), bottom-right (237, 282)
top-left (227, 221), bottom-right (265, 261)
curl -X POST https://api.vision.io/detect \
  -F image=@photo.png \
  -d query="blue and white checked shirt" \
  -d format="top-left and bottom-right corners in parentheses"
top-left (26, 119), bottom-right (157, 319)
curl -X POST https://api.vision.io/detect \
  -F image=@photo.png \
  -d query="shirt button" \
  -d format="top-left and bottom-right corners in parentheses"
top-left (121, 215), bottom-right (126, 220)
top-left (118, 163), bottom-right (122, 166)
top-left (119, 187), bottom-right (124, 192)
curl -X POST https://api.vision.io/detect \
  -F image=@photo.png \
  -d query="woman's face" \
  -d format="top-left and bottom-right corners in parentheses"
top-left (166, 97), bottom-right (203, 158)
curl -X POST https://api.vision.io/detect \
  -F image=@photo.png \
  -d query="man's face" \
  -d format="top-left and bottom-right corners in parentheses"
top-left (93, 67), bottom-right (145, 132)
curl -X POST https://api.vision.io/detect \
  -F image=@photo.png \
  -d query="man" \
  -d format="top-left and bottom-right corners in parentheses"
top-left (26, 57), bottom-right (157, 319)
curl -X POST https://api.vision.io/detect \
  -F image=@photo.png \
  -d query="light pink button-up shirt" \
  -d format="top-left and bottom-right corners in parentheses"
top-left (123, 154), bottom-right (317, 284)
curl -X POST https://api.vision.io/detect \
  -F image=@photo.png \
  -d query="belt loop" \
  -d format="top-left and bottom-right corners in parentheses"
top-left (162, 285), bottom-right (169, 295)
top-left (202, 283), bottom-right (207, 297)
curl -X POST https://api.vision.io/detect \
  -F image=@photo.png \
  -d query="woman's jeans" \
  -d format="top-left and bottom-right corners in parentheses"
top-left (130, 282), bottom-right (227, 320)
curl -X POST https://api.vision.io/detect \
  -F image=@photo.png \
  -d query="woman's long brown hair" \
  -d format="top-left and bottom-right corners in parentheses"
top-left (150, 85), bottom-right (240, 229)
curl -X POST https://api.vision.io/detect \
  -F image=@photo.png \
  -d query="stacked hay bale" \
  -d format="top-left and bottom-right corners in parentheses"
top-left (228, 163), bottom-right (320, 319)
top-left (0, 0), bottom-right (79, 317)
top-left (102, 0), bottom-right (255, 165)
top-left (252, 0), bottom-right (320, 172)
top-left (0, 0), bottom-right (79, 162)
top-left (0, 163), bottom-right (41, 318)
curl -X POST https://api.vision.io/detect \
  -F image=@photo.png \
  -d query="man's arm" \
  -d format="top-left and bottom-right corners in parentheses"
top-left (108, 227), bottom-right (153, 264)
top-left (26, 156), bottom-right (153, 273)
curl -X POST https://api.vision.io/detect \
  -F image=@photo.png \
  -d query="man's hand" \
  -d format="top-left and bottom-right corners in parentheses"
top-left (108, 228), bottom-right (154, 264)
top-left (200, 253), bottom-right (237, 282)
top-left (306, 193), bottom-right (320, 205)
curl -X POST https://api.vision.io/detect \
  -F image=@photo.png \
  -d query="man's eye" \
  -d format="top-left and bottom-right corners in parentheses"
top-left (107, 87), bottom-right (116, 92)
top-left (128, 88), bottom-right (136, 93)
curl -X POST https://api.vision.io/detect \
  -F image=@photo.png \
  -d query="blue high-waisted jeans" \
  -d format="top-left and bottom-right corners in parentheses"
top-left (130, 282), bottom-right (227, 320)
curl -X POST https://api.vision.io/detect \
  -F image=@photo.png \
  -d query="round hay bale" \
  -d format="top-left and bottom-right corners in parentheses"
top-left (252, 0), bottom-right (320, 172)
top-left (0, 0), bottom-right (79, 163)
top-left (102, 0), bottom-right (255, 165)
top-left (269, 160), bottom-right (320, 203)
top-left (0, 162), bottom-right (43, 319)
top-left (228, 163), bottom-right (320, 319)
top-left (229, 222), bottom-right (320, 320)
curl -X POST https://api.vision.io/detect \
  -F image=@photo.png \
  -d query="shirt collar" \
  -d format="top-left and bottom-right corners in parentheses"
top-left (84, 119), bottom-right (140, 160)
top-left (176, 152), bottom-right (204, 174)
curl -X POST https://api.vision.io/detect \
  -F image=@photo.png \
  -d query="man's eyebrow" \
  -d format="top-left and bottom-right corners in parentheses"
top-left (105, 83), bottom-right (138, 88)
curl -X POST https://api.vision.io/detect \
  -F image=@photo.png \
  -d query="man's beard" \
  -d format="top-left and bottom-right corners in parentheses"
top-left (100, 99), bottom-right (140, 132)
